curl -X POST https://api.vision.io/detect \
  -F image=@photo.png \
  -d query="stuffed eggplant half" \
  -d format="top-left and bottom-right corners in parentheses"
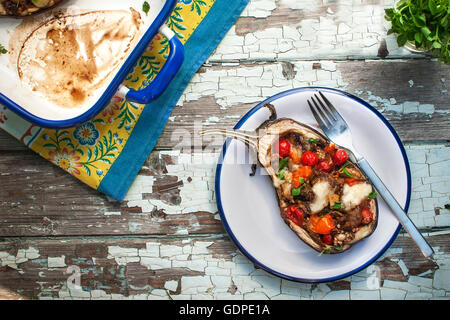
top-left (202, 103), bottom-right (378, 254)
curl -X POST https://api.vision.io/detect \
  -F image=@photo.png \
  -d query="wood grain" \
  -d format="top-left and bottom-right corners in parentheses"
top-left (0, 0), bottom-right (449, 299)
top-left (160, 59), bottom-right (450, 147)
top-left (1, 59), bottom-right (448, 153)
top-left (0, 233), bottom-right (446, 299)
top-left (0, 150), bottom-right (223, 237)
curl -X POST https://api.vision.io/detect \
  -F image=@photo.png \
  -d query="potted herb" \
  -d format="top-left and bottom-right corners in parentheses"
top-left (384, 0), bottom-right (449, 64)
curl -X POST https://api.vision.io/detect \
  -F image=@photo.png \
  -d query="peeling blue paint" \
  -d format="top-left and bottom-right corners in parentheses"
top-left (32, 258), bottom-right (48, 267)
top-left (97, 284), bottom-right (113, 290)
top-left (128, 222), bottom-right (143, 233)
top-left (71, 257), bottom-right (94, 266)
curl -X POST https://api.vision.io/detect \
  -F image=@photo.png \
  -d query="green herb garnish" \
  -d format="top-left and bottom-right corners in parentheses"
top-left (334, 245), bottom-right (342, 251)
top-left (142, 1), bottom-right (150, 15)
top-left (276, 168), bottom-right (286, 180)
top-left (0, 44), bottom-right (7, 55)
top-left (368, 192), bottom-right (377, 199)
top-left (332, 201), bottom-right (342, 209)
top-left (292, 177), bottom-right (306, 196)
top-left (337, 160), bottom-right (351, 175)
top-left (278, 157), bottom-right (289, 170)
top-left (385, 0), bottom-right (449, 64)
top-left (341, 168), bottom-right (353, 178)
top-left (276, 157), bottom-right (289, 179)
top-left (340, 160), bottom-right (351, 169)
top-left (307, 138), bottom-right (318, 143)
top-left (292, 187), bottom-right (302, 196)
top-left (318, 247), bottom-right (332, 256)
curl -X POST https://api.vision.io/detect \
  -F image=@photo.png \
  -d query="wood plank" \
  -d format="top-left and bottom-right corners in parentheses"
top-left (1, 59), bottom-right (448, 152)
top-left (0, 150), bottom-right (223, 237)
top-left (156, 59), bottom-right (449, 148)
top-left (210, 0), bottom-right (419, 61)
top-left (0, 232), bottom-right (447, 299)
top-left (0, 6), bottom-right (448, 239)
top-left (1, 0), bottom-right (448, 153)
top-left (0, 131), bottom-right (27, 151)
top-left (1, 142), bottom-right (449, 237)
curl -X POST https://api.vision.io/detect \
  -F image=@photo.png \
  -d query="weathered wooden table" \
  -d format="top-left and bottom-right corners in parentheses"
top-left (0, 0), bottom-right (449, 300)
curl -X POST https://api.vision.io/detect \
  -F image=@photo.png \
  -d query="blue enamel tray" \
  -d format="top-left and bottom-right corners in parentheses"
top-left (0, 0), bottom-right (183, 128)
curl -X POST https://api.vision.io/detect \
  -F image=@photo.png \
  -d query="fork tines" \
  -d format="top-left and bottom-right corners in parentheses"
top-left (308, 91), bottom-right (346, 129)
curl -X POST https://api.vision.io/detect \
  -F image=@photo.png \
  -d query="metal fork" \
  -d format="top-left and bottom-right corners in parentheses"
top-left (308, 91), bottom-right (434, 258)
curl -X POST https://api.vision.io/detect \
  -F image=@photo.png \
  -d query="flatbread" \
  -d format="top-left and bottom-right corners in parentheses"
top-left (0, 0), bottom-right (66, 16)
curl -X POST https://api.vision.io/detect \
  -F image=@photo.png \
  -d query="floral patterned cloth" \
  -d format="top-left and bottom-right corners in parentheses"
top-left (1, 0), bottom-right (216, 191)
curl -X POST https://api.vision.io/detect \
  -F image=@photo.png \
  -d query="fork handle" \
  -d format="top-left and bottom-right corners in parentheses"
top-left (357, 158), bottom-right (434, 258)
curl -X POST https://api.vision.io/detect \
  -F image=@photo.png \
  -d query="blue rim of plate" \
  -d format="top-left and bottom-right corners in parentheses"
top-left (215, 86), bottom-right (411, 283)
top-left (0, 0), bottom-right (177, 129)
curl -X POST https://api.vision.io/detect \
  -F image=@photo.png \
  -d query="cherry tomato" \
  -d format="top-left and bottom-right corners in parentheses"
top-left (317, 160), bottom-right (332, 172)
top-left (321, 234), bottom-right (333, 245)
top-left (310, 214), bottom-right (335, 235)
top-left (278, 139), bottom-right (291, 158)
top-left (301, 151), bottom-right (319, 166)
top-left (285, 205), bottom-right (304, 227)
top-left (332, 149), bottom-right (348, 166)
top-left (297, 166), bottom-right (313, 179)
top-left (361, 209), bottom-right (373, 224)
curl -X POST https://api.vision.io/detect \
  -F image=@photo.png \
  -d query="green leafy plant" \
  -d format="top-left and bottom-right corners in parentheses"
top-left (385, 0), bottom-right (449, 64)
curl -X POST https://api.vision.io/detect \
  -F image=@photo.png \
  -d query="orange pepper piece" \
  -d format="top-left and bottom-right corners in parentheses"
top-left (289, 149), bottom-right (301, 164)
top-left (292, 171), bottom-right (301, 188)
top-left (297, 166), bottom-right (312, 179)
top-left (310, 213), bottom-right (335, 235)
top-left (292, 166), bottom-right (313, 187)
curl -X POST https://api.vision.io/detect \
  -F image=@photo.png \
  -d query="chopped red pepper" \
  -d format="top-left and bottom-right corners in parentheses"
top-left (321, 234), bottom-right (334, 245)
top-left (361, 209), bottom-right (373, 224)
top-left (345, 178), bottom-right (364, 186)
top-left (324, 143), bottom-right (336, 155)
top-left (285, 205), bottom-right (305, 227)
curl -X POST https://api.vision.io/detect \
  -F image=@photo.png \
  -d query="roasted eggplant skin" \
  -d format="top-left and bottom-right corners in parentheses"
top-left (253, 104), bottom-right (378, 254)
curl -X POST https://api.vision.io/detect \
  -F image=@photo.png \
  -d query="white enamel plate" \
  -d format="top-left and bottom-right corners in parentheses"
top-left (215, 87), bottom-right (411, 283)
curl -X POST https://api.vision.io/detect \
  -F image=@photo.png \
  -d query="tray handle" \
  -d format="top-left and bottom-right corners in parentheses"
top-left (117, 25), bottom-right (184, 104)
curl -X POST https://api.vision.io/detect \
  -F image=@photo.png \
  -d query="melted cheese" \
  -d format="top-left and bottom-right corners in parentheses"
top-left (342, 183), bottom-right (373, 210)
top-left (309, 181), bottom-right (332, 214)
